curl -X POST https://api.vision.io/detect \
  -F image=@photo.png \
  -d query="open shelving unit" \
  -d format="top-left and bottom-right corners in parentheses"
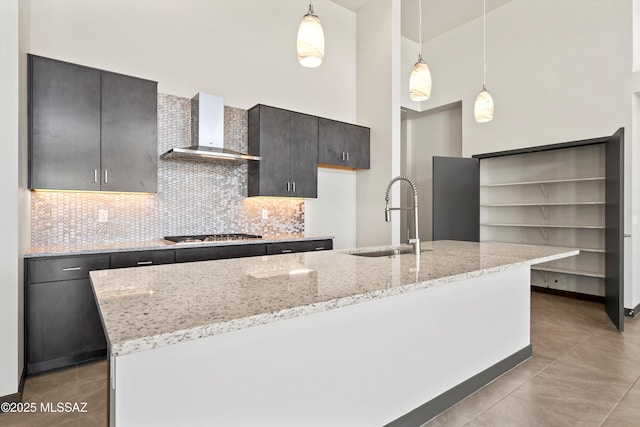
top-left (433, 129), bottom-right (624, 330)
top-left (479, 143), bottom-right (606, 298)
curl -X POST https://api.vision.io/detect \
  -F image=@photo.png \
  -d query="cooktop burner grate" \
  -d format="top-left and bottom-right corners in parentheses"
top-left (164, 233), bottom-right (262, 244)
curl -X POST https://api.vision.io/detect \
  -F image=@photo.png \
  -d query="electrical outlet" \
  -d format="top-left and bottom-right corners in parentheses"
top-left (98, 209), bottom-right (109, 223)
top-left (262, 209), bottom-right (269, 220)
top-left (335, 210), bottom-right (341, 218)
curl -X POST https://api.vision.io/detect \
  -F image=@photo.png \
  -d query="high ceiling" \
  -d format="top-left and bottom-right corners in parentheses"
top-left (331, 0), bottom-right (513, 43)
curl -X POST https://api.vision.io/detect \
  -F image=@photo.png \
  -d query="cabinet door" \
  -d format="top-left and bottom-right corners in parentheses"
top-left (257, 106), bottom-right (292, 197)
top-left (27, 279), bottom-right (107, 374)
top-left (101, 72), bottom-right (158, 193)
top-left (605, 128), bottom-right (624, 331)
top-left (344, 124), bottom-right (370, 169)
top-left (432, 156), bottom-right (480, 242)
top-left (318, 118), bottom-right (345, 167)
top-left (290, 112), bottom-right (318, 198)
top-left (29, 55), bottom-right (101, 191)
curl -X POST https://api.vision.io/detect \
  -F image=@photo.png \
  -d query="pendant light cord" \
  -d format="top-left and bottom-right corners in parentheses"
top-left (483, 0), bottom-right (486, 89)
top-left (419, 0), bottom-right (423, 57)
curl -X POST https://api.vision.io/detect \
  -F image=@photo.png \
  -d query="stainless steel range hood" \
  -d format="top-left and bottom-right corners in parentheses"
top-left (161, 93), bottom-right (261, 163)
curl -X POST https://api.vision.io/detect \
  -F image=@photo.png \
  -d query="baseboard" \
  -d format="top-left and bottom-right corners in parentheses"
top-left (27, 348), bottom-right (107, 376)
top-left (385, 345), bottom-right (533, 427)
top-left (531, 285), bottom-right (605, 303)
top-left (0, 367), bottom-right (26, 412)
top-left (624, 302), bottom-right (640, 318)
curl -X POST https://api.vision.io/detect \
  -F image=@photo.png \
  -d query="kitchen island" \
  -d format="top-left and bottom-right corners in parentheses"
top-left (90, 240), bottom-right (578, 427)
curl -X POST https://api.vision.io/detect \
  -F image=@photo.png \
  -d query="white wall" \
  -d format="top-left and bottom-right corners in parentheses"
top-left (410, 0), bottom-right (637, 309)
top-left (355, 0), bottom-right (401, 247)
top-left (0, 0), bottom-right (21, 399)
top-left (401, 104), bottom-right (462, 242)
top-left (29, 0), bottom-right (356, 116)
top-left (305, 169), bottom-right (356, 249)
top-left (28, 0), bottom-right (359, 249)
top-left (631, 1), bottom-right (640, 313)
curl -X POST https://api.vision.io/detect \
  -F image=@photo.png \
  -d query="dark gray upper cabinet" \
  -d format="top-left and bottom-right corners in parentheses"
top-left (318, 117), bottom-right (370, 169)
top-left (28, 55), bottom-right (158, 193)
top-left (101, 71), bottom-right (158, 193)
top-left (29, 55), bottom-right (102, 191)
top-left (248, 105), bottom-right (318, 198)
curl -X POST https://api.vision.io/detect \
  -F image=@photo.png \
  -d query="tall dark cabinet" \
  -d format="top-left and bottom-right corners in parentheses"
top-left (248, 104), bottom-right (318, 198)
top-left (29, 55), bottom-right (158, 193)
top-left (432, 129), bottom-right (625, 331)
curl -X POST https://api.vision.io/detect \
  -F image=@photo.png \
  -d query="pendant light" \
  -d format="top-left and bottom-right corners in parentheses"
top-left (409, 0), bottom-right (432, 101)
top-left (297, 1), bottom-right (325, 68)
top-left (474, 0), bottom-right (494, 122)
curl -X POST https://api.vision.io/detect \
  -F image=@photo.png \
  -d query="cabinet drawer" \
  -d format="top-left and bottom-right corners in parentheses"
top-left (110, 250), bottom-right (175, 268)
top-left (266, 239), bottom-right (333, 255)
top-left (175, 243), bottom-right (267, 263)
top-left (28, 255), bottom-right (110, 284)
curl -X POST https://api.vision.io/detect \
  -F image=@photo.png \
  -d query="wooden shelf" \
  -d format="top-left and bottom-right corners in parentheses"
top-left (481, 177), bottom-right (605, 188)
top-left (481, 202), bottom-right (604, 207)
top-left (481, 223), bottom-right (604, 229)
top-left (531, 265), bottom-right (605, 279)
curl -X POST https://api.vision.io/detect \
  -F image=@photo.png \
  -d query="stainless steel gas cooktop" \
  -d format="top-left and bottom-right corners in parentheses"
top-left (164, 233), bottom-right (262, 244)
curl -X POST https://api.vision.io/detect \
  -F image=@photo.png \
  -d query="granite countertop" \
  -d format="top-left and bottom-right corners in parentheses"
top-left (25, 234), bottom-right (333, 258)
top-left (90, 240), bottom-right (578, 357)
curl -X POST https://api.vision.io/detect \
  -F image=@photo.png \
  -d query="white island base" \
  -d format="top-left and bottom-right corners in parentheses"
top-left (109, 265), bottom-right (531, 427)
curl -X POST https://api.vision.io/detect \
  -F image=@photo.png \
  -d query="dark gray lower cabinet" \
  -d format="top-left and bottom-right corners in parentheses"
top-left (26, 239), bottom-right (332, 374)
top-left (27, 279), bottom-right (107, 374)
top-left (175, 244), bottom-right (267, 263)
top-left (110, 250), bottom-right (175, 268)
top-left (266, 239), bottom-right (333, 255)
top-left (26, 254), bottom-right (110, 375)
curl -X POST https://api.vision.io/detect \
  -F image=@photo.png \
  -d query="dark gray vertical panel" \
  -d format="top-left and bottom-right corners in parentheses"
top-left (101, 72), bottom-right (158, 193)
top-left (605, 128), bottom-right (624, 331)
top-left (258, 106), bottom-right (291, 197)
top-left (290, 112), bottom-right (318, 198)
top-left (29, 55), bottom-right (101, 191)
top-left (432, 156), bottom-right (480, 242)
top-left (318, 117), bottom-right (344, 166)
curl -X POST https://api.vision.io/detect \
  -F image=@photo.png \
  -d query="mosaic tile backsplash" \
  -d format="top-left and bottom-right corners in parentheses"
top-left (31, 94), bottom-right (305, 246)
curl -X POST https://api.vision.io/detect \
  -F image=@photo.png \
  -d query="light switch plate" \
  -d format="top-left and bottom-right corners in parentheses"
top-left (262, 209), bottom-right (269, 220)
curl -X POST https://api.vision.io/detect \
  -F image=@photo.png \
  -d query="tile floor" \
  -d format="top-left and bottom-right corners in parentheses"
top-left (1, 292), bottom-right (638, 427)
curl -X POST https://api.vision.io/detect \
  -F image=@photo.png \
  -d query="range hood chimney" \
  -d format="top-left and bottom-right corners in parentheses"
top-left (161, 93), bottom-right (261, 162)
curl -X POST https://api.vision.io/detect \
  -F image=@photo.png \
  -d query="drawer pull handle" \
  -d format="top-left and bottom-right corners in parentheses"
top-left (62, 267), bottom-right (82, 272)
top-left (281, 249), bottom-right (293, 253)
top-left (314, 247), bottom-right (325, 250)
top-left (137, 261), bottom-right (153, 265)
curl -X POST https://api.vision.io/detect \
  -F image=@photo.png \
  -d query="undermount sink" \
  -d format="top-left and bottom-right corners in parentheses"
top-left (349, 247), bottom-right (431, 258)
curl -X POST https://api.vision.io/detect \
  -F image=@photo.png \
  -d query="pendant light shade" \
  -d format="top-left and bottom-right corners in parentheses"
top-left (409, 0), bottom-right (431, 101)
top-left (297, 2), bottom-right (324, 68)
top-left (409, 55), bottom-right (432, 101)
top-left (474, 86), bottom-right (494, 122)
top-left (475, 0), bottom-right (494, 122)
